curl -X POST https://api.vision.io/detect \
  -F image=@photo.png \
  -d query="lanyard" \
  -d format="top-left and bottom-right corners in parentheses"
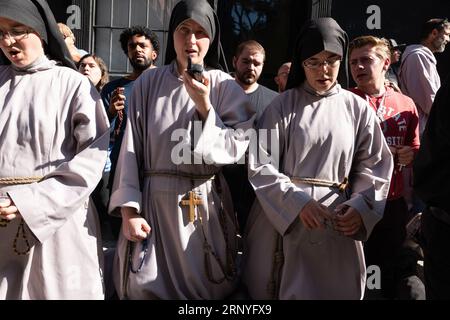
top-left (365, 91), bottom-right (387, 122)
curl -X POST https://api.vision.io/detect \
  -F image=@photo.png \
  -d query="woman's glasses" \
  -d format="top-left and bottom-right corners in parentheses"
top-left (303, 56), bottom-right (341, 69)
top-left (0, 28), bottom-right (33, 41)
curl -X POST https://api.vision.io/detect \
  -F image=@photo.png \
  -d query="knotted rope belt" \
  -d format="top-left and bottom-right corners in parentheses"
top-left (144, 169), bottom-right (216, 181)
top-left (0, 176), bottom-right (43, 255)
top-left (268, 176), bottom-right (349, 299)
top-left (0, 177), bottom-right (44, 185)
top-left (290, 176), bottom-right (349, 193)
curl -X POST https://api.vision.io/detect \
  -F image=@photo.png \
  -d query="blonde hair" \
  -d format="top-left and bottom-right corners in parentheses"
top-left (234, 40), bottom-right (266, 61)
top-left (349, 35), bottom-right (391, 61)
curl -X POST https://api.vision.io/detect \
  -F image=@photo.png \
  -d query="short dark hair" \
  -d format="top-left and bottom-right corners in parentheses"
top-left (234, 40), bottom-right (266, 61)
top-left (119, 26), bottom-right (160, 59)
top-left (420, 18), bottom-right (450, 40)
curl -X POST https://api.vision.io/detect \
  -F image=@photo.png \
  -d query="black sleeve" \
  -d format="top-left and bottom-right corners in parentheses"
top-left (413, 75), bottom-right (450, 210)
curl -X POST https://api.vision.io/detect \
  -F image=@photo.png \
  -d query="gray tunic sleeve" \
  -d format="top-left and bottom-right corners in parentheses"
top-left (248, 99), bottom-right (311, 236)
top-left (344, 105), bottom-right (393, 240)
top-left (193, 76), bottom-right (255, 165)
top-left (9, 80), bottom-right (110, 243)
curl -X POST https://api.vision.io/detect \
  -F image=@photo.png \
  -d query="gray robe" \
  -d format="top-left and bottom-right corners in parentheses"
top-left (0, 57), bottom-right (109, 299)
top-left (399, 45), bottom-right (441, 135)
top-left (109, 61), bottom-right (254, 299)
top-left (243, 83), bottom-right (393, 300)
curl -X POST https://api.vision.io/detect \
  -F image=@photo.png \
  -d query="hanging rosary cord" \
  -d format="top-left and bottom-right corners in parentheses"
top-left (122, 240), bottom-right (132, 299)
top-left (13, 219), bottom-right (31, 255)
top-left (0, 176), bottom-right (42, 255)
top-left (114, 110), bottom-right (124, 138)
top-left (201, 178), bottom-right (237, 284)
top-left (267, 232), bottom-right (284, 299)
top-left (216, 178), bottom-right (238, 279)
top-left (129, 238), bottom-right (149, 274)
top-left (0, 218), bottom-right (10, 227)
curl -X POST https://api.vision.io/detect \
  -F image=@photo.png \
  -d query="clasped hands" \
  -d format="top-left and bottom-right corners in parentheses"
top-left (299, 199), bottom-right (362, 236)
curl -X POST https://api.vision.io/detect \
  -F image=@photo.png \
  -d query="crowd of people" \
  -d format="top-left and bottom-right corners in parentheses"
top-left (0, 0), bottom-right (450, 300)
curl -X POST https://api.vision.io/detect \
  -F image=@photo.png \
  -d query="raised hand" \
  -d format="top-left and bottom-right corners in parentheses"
top-left (183, 70), bottom-right (211, 120)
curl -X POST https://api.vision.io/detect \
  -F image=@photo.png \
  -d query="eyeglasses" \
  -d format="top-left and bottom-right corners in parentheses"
top-left (0, 28), bottom-right (33, 41)
top-left (303, 56), bottom-right (341, 69)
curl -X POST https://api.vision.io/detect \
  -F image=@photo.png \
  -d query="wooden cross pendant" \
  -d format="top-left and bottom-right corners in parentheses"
top-left (180, 191), bottom-right (203, 223)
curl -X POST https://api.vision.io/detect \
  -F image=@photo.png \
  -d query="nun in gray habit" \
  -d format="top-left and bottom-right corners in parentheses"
top-left (0, 0), bottom-right (109, 299)
top-left (109, 0), bottom-right (254, 299)
top-left (243, 18), bottom-right (393, 299)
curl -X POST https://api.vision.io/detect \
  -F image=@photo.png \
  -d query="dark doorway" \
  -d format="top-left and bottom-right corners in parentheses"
top-left (217, 0), bottom-right (309, 90)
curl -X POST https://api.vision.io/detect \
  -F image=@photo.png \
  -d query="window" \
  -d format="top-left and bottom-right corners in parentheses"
top-left (94, 0), bottom-right (172, 77)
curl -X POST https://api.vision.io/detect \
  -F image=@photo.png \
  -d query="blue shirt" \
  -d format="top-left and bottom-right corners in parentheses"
top-left (100, 77), bottom-right (135, 185)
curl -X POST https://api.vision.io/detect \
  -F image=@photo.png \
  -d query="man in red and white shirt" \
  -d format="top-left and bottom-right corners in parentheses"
top-left (349, 36), bottom-right (422, 299)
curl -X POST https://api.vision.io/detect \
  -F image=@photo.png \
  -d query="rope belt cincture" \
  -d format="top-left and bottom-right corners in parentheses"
top-left (290, 176), bottom-right (349, 192)
top-left (267, 176), bottom-right (349, 299)
top-left (0, 176), bottom-right (43, 255)
top-left (0, 176), bottom-right (44, 185)
top-left (144, 169), bottom-right (217, 181)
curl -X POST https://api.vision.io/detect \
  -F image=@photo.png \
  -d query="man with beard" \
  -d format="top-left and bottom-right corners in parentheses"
top-left (101, 26), bottom-right (159, 199)
top-left (399, 18), bottom-right (450, 135)
top-left (222, 41), bottom-right (278, 236)
top-left (233, 40), bottom-right (278, 123)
